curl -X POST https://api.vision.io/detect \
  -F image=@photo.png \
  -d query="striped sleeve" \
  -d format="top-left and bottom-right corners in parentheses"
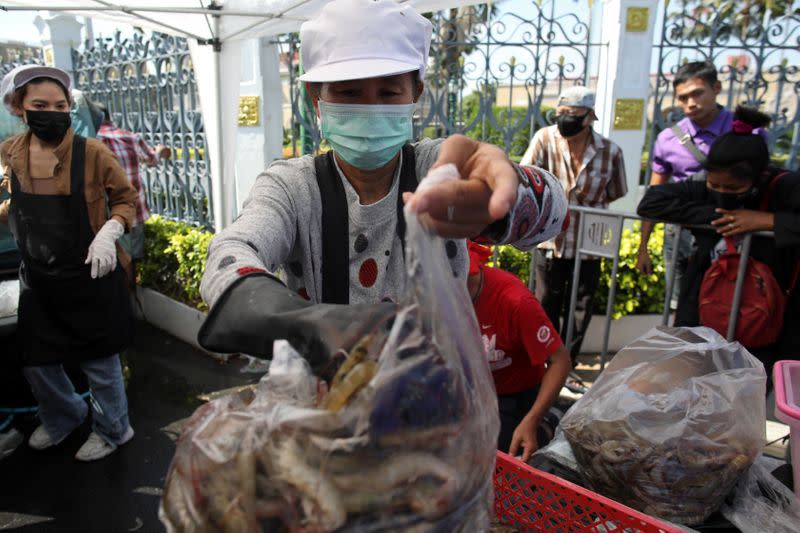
top-left (605, 143), bottom-right (628, 202)
top-left (134, 135), bottom-right (159, 166)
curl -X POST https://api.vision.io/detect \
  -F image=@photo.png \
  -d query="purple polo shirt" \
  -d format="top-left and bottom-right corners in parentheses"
top-left (651, 106), bottom-right (767, 182)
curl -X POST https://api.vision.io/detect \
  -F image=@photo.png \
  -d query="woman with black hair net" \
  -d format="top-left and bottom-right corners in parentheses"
top-left (0, 65), bottom-right (137, 461)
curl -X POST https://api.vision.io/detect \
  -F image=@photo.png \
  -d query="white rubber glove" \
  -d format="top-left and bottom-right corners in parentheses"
top-left (85, 218), bottom-right (125, 279)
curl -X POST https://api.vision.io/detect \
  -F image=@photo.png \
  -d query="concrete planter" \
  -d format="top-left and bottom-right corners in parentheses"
top-left (581, 313), bottom-right (663, 354)
top-left (133, 286), bottom-right (662, 357)
top-left (135, 287), bottom-right (218, 356)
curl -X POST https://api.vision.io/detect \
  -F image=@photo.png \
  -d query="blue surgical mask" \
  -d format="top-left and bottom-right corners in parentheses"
top-left (319, 101), bottom-right (414, 170)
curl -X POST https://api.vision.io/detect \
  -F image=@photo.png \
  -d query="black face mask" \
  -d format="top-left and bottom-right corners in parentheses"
top-left (556, 113), bottom-right (588, 138)
top-left (707, 187), bottom-right (758, 211)
top-left (25, 110), bottom-right (71, 143)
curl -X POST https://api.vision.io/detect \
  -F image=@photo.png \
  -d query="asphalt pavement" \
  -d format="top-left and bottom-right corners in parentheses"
top-left (0, 321), bottom-right (261, 532)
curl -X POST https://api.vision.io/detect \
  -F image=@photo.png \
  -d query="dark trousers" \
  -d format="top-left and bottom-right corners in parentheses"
top-left (535, 251), bottom-right (601, 363)
top-left (497, 386), bottom-right (555, 453)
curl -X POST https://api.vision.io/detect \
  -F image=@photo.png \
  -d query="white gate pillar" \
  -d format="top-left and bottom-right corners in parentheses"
top-left (258, 37), bottom-right (285, 167)
top-left (33, 14), bottom-right (84, 79)
top-left (233, 37), bottom-right (286, 208)
top-left (593, 0), bottom-right (658, 213)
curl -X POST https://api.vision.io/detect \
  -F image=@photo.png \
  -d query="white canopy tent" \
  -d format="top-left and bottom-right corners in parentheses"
top-left (3, 0), bottom-right (476, 230)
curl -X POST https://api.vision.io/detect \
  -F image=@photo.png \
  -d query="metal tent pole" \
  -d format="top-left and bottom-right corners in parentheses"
top-left (727, 233), bottom-right (753, 341)
top-left (600, 216), bottom-right (624, 369)
top-left (565, 213), bottom-right (586, 353)
top-left (662, 225), bottom-right (682, 326)
top-left (211, 11), bottom-right (227, 230)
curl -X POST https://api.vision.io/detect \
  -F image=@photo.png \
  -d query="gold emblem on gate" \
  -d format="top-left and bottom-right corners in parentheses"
top-left (238, 96), bottom-right (260, 127)
top-left (625, 7), bottom-right (649, 33)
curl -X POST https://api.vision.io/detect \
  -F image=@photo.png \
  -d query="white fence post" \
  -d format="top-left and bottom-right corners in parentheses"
top-left (34, 13), bottom-right (83, 79)
top-left (233, 38), bottom-right (285, 208)
top-left (258, 37), bottom-right (285, 167)
top-left (594, 0), bottom-right (659, 213)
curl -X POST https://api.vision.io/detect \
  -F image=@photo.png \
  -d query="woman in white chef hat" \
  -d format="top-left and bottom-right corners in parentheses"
top-left (197, 0), bottom-right (568, 369)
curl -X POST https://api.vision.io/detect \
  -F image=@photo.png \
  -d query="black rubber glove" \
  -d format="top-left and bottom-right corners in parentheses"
top-left (197, 273), bottom-right (396, 376)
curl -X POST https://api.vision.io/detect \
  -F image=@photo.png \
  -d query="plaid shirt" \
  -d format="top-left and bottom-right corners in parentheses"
top-left (97, 121), bottom-right (159, 226)
top-left (521, 125), bottom-right (627, 259)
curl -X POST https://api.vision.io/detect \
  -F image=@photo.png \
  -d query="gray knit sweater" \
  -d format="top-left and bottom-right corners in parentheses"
top-left (201, 138), bottom-right (567, 307)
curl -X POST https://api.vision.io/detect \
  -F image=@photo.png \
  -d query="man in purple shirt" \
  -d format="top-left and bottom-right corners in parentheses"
top-left (637, 61), bottom-right (746, 309)
top-left (651, 104), bottom-right (734, 181)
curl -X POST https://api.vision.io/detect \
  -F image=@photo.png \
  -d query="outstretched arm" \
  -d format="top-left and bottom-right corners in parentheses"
top-left (637, 177), bottom-right (717, 226)
top-left (404, 135), bottom-right (567, 248)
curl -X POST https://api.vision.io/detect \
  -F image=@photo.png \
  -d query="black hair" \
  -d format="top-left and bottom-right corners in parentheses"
top-left (10, 77), bottom-right (70, 111)
top-left (673, 60), bottom-right (718, 90)
top-left (309, 70), bottom-right (423, 100)
top-left (703, 105), bottom-right (771, 182)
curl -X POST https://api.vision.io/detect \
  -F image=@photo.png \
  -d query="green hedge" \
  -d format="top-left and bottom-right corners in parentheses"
top-left (458, 92), bottom-right (553, 162)
top-left (463, 105), bottom-right (532, 161)
top-left (135, 216), bottom-right (667, 319)
top-left (488, 244), bottom-right (531, 284)
top-left (489, 222), bottom-right (667, 319)
top-left (593, 222), bottom-right (666, 319)
top-left (138, 216), bottom-right (213, 311)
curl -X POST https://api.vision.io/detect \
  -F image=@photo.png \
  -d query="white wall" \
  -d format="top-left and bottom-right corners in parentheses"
top-left (235, 39), bottom-right (264, 209)
top-left (594, 0), bottom-right (659, 215)
top-left (234, 37), bottom-right (287, 210)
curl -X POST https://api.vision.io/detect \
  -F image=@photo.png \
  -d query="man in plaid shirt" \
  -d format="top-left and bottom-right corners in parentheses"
top-left (97, 105), bottom-right (171, 262)
top-left (521, 87), bottom-right (628, 364)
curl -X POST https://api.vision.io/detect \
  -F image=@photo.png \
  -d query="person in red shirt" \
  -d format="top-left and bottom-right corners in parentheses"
top-left (468, 242), bottom-right (571, 462)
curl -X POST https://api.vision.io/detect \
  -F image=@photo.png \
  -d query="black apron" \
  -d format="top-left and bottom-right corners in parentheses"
top-left (8, 135), bottom-right (133, 366)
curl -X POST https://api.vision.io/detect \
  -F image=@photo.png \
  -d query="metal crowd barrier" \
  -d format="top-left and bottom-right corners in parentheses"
top-left (527, 205), bottom-right (775, 370)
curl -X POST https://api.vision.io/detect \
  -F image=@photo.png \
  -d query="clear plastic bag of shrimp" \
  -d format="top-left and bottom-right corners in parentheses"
top-left (0, 280), bottom-right (19, 318)
top-left (720, 455), bottom-right (800, 533)
top-left (558, 326), bottom-right (766, 527)
top-left (159, 166), bottom-right (499, 532)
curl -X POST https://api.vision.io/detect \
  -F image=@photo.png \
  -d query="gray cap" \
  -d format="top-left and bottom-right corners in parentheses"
top-left (1, 65), bottom-right (72, 113)
top-left (557, 86), bottom-right (595, 109)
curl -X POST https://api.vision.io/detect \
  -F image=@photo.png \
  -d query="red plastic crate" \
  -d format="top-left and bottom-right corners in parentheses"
top-left (493, 451), bottom-right (682, 532)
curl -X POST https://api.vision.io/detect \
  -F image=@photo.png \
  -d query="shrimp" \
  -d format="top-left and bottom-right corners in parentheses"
top-left (275, 439), bottom-right (346, 531)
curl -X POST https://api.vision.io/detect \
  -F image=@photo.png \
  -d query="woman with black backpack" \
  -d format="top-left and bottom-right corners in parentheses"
top-left (637, 106), bottom-right (800, 387)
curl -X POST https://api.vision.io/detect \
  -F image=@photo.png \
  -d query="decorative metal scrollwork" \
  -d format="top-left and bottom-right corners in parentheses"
top-left (72, 31), bottom-right (213, 229)
top-left (647, 1), bottom-right (800, 182)
top-left (276, 1), bottom-right (604, 160)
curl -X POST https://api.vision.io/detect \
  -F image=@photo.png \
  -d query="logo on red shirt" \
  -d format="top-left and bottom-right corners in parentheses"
top-left (481, 330), bottom-right (512, 371)
top-left (537, 325), bottom-right (552, 344)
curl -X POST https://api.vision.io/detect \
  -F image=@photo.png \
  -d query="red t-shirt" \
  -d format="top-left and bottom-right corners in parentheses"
top-left (473, 266), bottom-right (563, 395)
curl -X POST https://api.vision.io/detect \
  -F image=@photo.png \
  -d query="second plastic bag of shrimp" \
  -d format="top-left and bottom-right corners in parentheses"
top-left (159, 165), bottom-right (499, 532)
top-left (554, 326), bottom-right (766, 526)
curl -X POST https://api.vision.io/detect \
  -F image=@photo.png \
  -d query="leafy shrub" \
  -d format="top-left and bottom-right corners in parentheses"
top-left (463, 105), bottom-right (532, 161)
top-left (459, 92), bottom-right (552, 161)
top-left (487, 222), bottom-right (667, 319)
top-left (488, 244), bottom-right (532, 286)
top-left (138, 216), bottom-right (213, 310)
top-left (593, 222), bottom-right (666, 318)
